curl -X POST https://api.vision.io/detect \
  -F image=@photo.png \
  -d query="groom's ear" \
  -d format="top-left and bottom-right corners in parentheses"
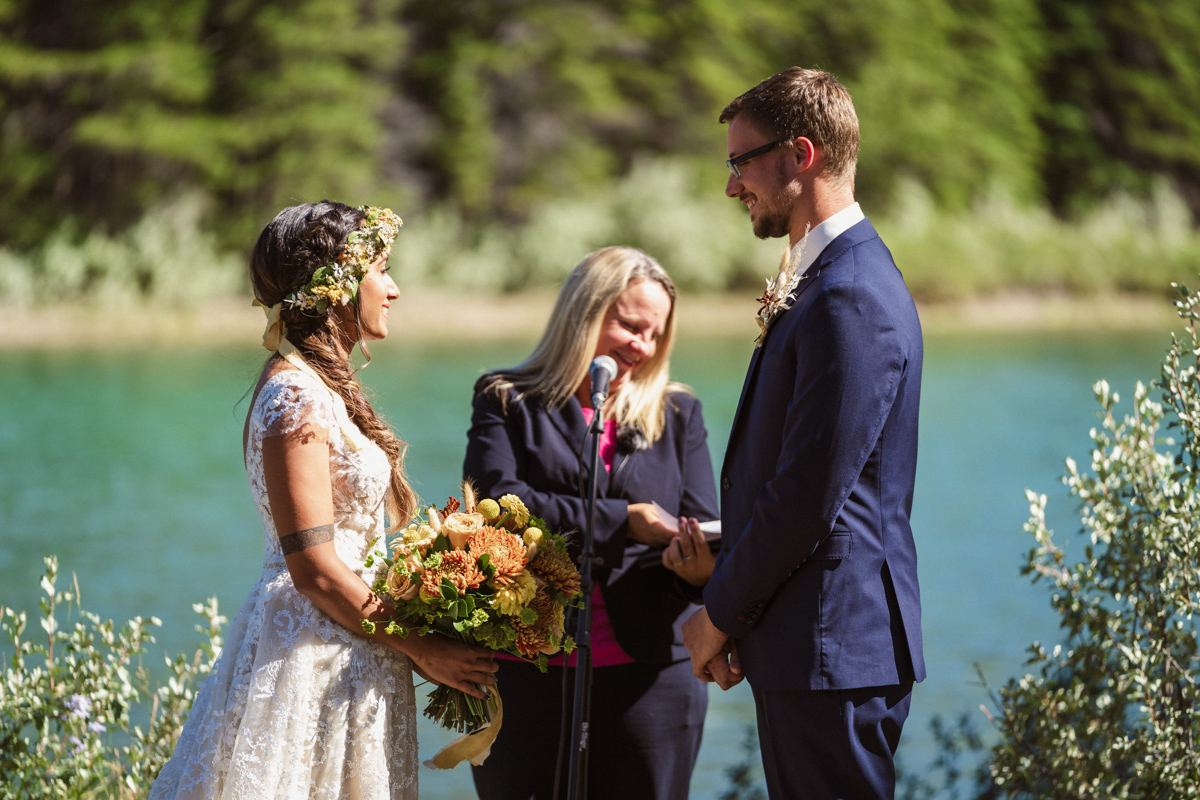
top-left (790, 137), bottom-right (819, 174)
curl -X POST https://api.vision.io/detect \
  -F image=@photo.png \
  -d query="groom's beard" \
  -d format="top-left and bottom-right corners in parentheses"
top-left (752, 163), bottom-right (801, 240)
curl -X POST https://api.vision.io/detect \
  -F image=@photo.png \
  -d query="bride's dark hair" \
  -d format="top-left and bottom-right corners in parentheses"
top-left (250, 200), bottom-right (417, 530)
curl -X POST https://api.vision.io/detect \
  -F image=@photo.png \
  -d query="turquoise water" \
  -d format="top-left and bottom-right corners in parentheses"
top-left (0, 328), bottom-right (1176, 796)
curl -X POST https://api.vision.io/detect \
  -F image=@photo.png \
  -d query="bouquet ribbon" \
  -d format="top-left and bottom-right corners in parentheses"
top-left (424, 685), bottom-right (504, 770)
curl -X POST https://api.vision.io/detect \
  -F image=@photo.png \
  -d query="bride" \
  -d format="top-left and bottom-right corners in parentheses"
top-left (150, 201), bottom-right (497, 800)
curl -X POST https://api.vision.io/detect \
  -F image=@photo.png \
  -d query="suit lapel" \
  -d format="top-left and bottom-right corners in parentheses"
top-left (722, 270), bottom-right (817, 469)
top-left (547, 397), bottom-right (610, 496)
top-left (725, 343), bottom-right (764, 462)
top-left (609, 448), bottom-right (630, 495)
top-left (722, 218), bottom-right (881, 466)
top-left (545, 397), bottom-right (587, 447)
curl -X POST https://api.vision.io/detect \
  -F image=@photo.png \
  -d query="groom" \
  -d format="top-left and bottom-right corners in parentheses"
top-left (682, 68), bottom-right (925, 799)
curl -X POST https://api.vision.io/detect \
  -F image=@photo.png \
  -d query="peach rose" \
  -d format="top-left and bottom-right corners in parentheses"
top-left (442, 512), bottom-right (485, 549)
top-left (386, 564), bottom-right (419, 601)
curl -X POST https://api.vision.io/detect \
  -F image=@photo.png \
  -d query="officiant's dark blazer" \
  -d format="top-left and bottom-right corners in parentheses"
top-left (464, 383), bottom-right (719, 663)
top-left (703, 217), bottom-right (926, 691)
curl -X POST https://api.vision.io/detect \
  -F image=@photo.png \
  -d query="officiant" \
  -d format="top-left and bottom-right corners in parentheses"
top-left (463, 245), bottom-right (719, 800)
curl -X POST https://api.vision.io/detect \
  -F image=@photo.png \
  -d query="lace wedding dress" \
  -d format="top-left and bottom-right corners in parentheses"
top-left (150, 366), bottom-right (418, 800)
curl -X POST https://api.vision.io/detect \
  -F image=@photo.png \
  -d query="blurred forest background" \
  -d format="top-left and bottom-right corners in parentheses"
top-left (1, 0), bottom-right (1199, 307)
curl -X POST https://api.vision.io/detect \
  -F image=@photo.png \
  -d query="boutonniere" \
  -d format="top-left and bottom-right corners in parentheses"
top-left (753, 228), bottom-right (809, 347)
top-left (754, 271), bottom-right (802, 347)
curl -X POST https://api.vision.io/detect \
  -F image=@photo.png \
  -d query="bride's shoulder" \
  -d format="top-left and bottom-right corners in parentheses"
top-left (252, 366), bottom-right (334, 433)
top-left (255, 365), bottom-right (327, 403)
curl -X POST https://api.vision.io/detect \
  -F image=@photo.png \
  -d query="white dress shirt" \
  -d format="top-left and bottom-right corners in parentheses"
top-left (789, 202), bottom-right (865, 277)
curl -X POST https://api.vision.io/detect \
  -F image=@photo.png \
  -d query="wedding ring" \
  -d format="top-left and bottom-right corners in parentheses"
top-left (672, 560), bottom-right (684, 568)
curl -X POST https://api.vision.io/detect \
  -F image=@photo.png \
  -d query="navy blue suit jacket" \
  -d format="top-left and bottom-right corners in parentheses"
top-left (703, 218), bottom-right (926, 692)
top-left (464, 383), bottom-right (720, 663)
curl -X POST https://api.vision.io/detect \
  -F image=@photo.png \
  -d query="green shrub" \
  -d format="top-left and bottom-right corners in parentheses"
top-left (391, 157), bottom-right (780, 291)
top-left (0, 196), bottom-right (241, 309)
top-left (3, 167), bottom-right (1199, 305)
top-left (908, 283), bottom-right (1200, 799)
top-left (880, 179), bottom-right (1200, 300)
top-left (394, 170), bottom-right (1200, 297)
top-left (0, 557), bottom-right (223, 799)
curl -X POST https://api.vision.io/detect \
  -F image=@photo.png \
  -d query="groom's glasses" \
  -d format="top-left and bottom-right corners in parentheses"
top-left (726, 138), bottom-right (790, 178)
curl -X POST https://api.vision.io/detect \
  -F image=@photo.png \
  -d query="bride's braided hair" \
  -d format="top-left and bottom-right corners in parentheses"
top-left (250, 200), bottom-right (417, 530)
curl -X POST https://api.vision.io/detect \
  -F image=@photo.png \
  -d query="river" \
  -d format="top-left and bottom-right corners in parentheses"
top-left (0, 326), bottom-right (1176, 797)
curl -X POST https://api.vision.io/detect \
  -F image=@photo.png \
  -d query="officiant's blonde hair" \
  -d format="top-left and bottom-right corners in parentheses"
top-left (481, 246), bottom-right (689, 444)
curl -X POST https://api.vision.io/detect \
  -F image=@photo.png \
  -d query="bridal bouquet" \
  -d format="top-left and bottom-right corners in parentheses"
top-left (364, 483), bottom-right (580, 737)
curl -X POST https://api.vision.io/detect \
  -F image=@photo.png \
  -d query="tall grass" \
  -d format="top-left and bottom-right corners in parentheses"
top-left (2, 162), bottom-right (1197, 306)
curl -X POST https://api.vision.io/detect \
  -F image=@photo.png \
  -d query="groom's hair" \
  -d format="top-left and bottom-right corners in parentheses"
top-left (720, 67), bottom-right (859, 189)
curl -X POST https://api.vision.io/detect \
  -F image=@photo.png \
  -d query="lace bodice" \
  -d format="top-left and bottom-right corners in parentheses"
top-left (246, 368), bottom-right (392, 579)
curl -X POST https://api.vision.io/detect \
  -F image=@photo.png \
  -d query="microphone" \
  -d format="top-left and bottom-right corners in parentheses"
top-left (589, 355), bottom-right (618, 408)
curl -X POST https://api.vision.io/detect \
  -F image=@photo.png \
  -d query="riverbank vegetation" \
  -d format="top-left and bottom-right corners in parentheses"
top-left (904, 285), bottom-right (1200, 798)
top-left (0, 558), bottom-right (223, 799)
top-left (1, 161), bottom-right (1198, 312)
top-left (1, 0), bottom-right (1197, 309)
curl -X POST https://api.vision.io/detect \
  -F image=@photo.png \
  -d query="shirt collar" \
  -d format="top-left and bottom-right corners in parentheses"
top-left (790, 202), bottom-right (865, 277)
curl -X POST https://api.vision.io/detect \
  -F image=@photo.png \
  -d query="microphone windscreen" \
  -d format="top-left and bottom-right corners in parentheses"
top-left (591, 355), bottom-right (617, 382)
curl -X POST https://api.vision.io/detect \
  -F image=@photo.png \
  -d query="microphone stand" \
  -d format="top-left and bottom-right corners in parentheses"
top-left (566, 390), bottom-right (604, 800)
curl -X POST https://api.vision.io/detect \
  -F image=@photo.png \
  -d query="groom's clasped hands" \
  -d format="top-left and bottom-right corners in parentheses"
top-left (638, 510), bottom-right (743, 690)
top-left (647, 512), bottom-right (743, 690)
top-left (683, 607), bottom-right (744, 691)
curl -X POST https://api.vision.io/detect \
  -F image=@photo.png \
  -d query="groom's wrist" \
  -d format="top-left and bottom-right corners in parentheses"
top-left (700, 592), bottom-right (753, 639)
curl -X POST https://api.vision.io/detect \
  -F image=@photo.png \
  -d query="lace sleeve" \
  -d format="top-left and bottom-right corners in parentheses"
top-left (256, 371), bottom-right (336, 440)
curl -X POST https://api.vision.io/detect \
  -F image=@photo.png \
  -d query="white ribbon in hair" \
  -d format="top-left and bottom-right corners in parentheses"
top-left (251, 298), bottom-right (361, 452)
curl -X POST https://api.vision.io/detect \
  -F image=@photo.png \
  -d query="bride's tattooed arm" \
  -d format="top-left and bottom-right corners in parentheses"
top-left (279, 524), bottom-right (334, 555)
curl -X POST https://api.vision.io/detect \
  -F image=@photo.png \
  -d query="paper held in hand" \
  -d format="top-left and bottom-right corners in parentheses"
top-left (651, 501), bottom-right (721, 542)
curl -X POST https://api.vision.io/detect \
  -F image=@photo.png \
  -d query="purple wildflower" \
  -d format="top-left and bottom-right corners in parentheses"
top-left (64, 694), bottom-right (91, 720)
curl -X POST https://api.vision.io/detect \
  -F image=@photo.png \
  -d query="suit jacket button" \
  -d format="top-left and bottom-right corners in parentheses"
top-left (721, 475), bottom-right (732, 490)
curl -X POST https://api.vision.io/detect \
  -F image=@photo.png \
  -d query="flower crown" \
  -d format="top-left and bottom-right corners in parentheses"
top-left (284, 206), bottom-right (403, 314)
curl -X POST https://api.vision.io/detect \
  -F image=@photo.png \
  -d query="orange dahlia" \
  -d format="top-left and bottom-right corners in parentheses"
top-left (513, 591), bottom-right (559, 658)
top-left (530, 546), bottom-right (581, 598)
top-left (468, 526), bottom-right (528, 582)
top-left (420, 550), bottom-right (486, 598)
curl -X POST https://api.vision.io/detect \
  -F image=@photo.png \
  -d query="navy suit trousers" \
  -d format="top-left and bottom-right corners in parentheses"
top-left (753, 683), bottom-right (913, 800)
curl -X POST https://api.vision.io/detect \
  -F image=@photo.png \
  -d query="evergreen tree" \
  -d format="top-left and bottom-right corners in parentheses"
top-left (1038, 0), bottom-right (1200, 222)
top-left (389, 0), bottom-right (1046, 219)
top-left (0, 0), bottom-right (401, 248)
top-left (4, 0), bottom-right (1197, 253)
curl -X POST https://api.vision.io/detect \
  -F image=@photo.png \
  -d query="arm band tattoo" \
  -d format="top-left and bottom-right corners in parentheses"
top-left (280, 524), bottom-right (334, 555)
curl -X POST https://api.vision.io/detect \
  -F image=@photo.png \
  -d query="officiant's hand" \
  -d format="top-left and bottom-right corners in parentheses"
top-left (406, 634), bottom-right (497, 699)
top-left (663, 517), bottom-right (715, 586)
top-left (628, 502), bottom-right (676, 547)
top-left (683, 607), bottom-right (742, 688)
